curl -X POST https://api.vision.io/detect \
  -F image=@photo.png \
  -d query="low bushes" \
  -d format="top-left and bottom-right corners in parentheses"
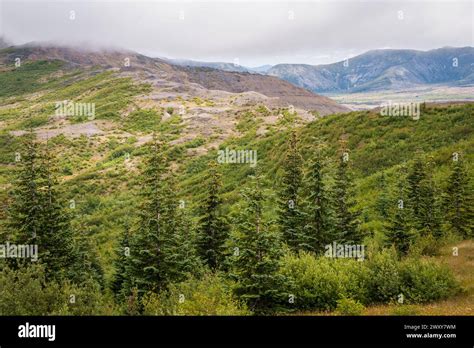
top-left (278, 249), bottom-right (459, 313)
top-left (141, 273), bottom-right (250, 316)
top-left (399, 258), bottom-right (459, 303)
top-left (336, 298), bottom-right (365, 316)
top-left (0, 263), bottom-right (116, 315)
top-left (279, 252), bottom-right (369, 311)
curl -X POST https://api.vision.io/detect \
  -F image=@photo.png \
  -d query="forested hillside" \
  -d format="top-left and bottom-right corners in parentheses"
top-left (0, 50), bottom-right (472, 315)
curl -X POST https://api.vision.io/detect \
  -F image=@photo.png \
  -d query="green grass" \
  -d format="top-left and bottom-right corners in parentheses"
top-left (0, 60), bottom-right (64, 98)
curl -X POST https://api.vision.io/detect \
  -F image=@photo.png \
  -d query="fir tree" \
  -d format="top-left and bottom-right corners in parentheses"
top-left (376, 172), bottom-right (391, 220)
top-left (128, 140), bottom-right (171, 294)
top-left (386, 167), bottom-right (415, 255)
top-left (164, 176), bottom-right (201, 282)
top-left (232, 173), bottom-right (284, 313)
top-left (407, 155), bottom-right (426, 225)
top-left (128, 139), bottom-right (200, 296)
top-left (7, 133), bottom-right (42, 244)
top-left (7, 135), bottom-right (75, 280)
top-left (37, 143), bottom-right (75, 280)
top-left (111, 221), bottom-right (132, 299)
top-left (418, 160), bottom-right (442, 237)
top-left (408, 155), bottom-right (441, 236)
top-left (304, 150), bottom-right (332, 253)
top-left (196, 161), bottom-right (229, 270)
top-left (68, 225), bottom-right (104, 286)
top-left (445, 156), bottom-right (473, 237)
top-left (333, 151), bottom-right (361, 244)
top-left (278, 130), bottom-right (304, 250)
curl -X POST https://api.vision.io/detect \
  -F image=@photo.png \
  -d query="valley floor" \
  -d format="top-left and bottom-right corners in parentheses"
top-left (326, 86), bottom-right (474, 110)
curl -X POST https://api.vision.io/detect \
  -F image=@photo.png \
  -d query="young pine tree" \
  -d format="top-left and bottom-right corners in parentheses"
top-left (419, 162), bottom-right (442, 237)
top-left (407, 155), bottom-right (441, 237)
top-left (333, 151), bottom-right (361, 244)
top-left (37, 143), bottom-right (76, 280)
top-left (128, 140), bottom-right (200, 296)
top-left (111, 222), bottom-right (132, 299)
top-left (232, 173), bottom-right (284, 313)
top-left (444, 156), bottom-right (473, 238)
top-left (386, 167), bottom-right (415, 255)
top-left (8, 135), bottom-right (75, 280)
top-left (128, 140), bottom-right (173, 295)
top-left (196, 161), bottom-right (229, 270)
top-left (164, 176), bottom-right (201, 282)
top-left (407, 155), bottom-right (426, 224)
top-left (7, 134), bottom-right (43, 244)
top-left (277, 130), bottom-right (304, 250)
top-left (376, 172), bottom-right (391, 220)
top-left (304, 151), bottom-right (332, 253)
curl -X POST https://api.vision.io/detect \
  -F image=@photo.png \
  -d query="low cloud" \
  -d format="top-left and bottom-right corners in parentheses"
top-left (1, 0), bottom-right (472, 66)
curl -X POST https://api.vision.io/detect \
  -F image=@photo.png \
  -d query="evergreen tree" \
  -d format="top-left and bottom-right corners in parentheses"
top-left (128, 140), bottom-right (171, 295)
top-left (407, 155), bottom-right (426, 225)
top-left (304, 150), bottom-right (332, 253)
top-left (7, 135), bottom-right (75, 280)
top-left (418, 160), bottom-right (442, 237)
top-left (7, 134), bottom-right (42, 244)
top-left (68, 225), bottom-right (104, 286)
top-left (196, 161), bottom-right (229, 270)
top-left (232, 173), bottom-right (284, 313)
top-left (333, 151), bottom-right (361, 243)
top-left (407, 155), bottom-right (441, 236)
top-left (127, 139), bottom-right (200, 296)
top-left (37, 143), bottom-right (75, 280)
top-left (445, 156), bottom-right (473, 237)
top-left (277, 130), bottom-right (304, 250)
top-left (376, 172), bottom-right (391, 220)
top-left (386, 167), bottom-right (415, 255)
top-left (111, 221), bottom-right (132, 298)
top-left (164, 176), bottom-right (201, 282)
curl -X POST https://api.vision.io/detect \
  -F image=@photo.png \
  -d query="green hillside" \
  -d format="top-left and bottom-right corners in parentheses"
top-left (0, 57), bottom-right (473, 315)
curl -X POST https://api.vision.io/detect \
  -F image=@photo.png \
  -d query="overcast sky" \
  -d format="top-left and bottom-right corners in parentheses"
top-left (0, 0), bottom-right (473, 66)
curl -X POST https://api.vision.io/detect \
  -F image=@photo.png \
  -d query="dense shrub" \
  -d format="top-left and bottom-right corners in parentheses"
top-left (336, 298), bottom-right (365, 316)
top-left (278, 249), bottom-right (459, 312)
top-left (123, 109), bottom-right (162, 132)
top-left (399, 258), bottom-right (460, 303)
top-left (0, 264), bottom-right (62, 315)
top-left (0, 264), bottom-right (116, 315)
top-left (141, 273), bottom-right (249, 315)
top-left (366, 249), bottom-right (402, 303)
top-left (278, 252), bottom-right (370, 311)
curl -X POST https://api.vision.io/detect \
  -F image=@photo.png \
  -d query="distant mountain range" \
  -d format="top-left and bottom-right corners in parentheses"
top-left (163, 47), bottom-right (474, 94)
top-left (163, 58), bottom-right (273, 75)
top-left (268, 47), bottom-right (474, 93)
top-left (0, 41), bottom-right (347, 114)
top-left (3, 39), bottom-right (472, 96)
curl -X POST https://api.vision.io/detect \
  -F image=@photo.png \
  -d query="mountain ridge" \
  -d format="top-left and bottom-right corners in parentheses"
top-left (267, 47), bottom-right (474, 93)
top-left (0, 42), bottom-right (347, 114)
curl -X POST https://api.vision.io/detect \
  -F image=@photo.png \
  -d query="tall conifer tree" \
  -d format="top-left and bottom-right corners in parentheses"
top-left (333, 150), bottom-right (361, 243)
top-left (445, 155), bottom-right (473, 237)
top-left (304, 149), bottom-right (332, 253)
top-left (232, 172), bottom-right (284, 313)
top-left (278, 130), bottom-right (304, 250)
top-left (386, 166), bottom-right (415, 255)
top-left (196, 161), bottom-right (229, 270)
